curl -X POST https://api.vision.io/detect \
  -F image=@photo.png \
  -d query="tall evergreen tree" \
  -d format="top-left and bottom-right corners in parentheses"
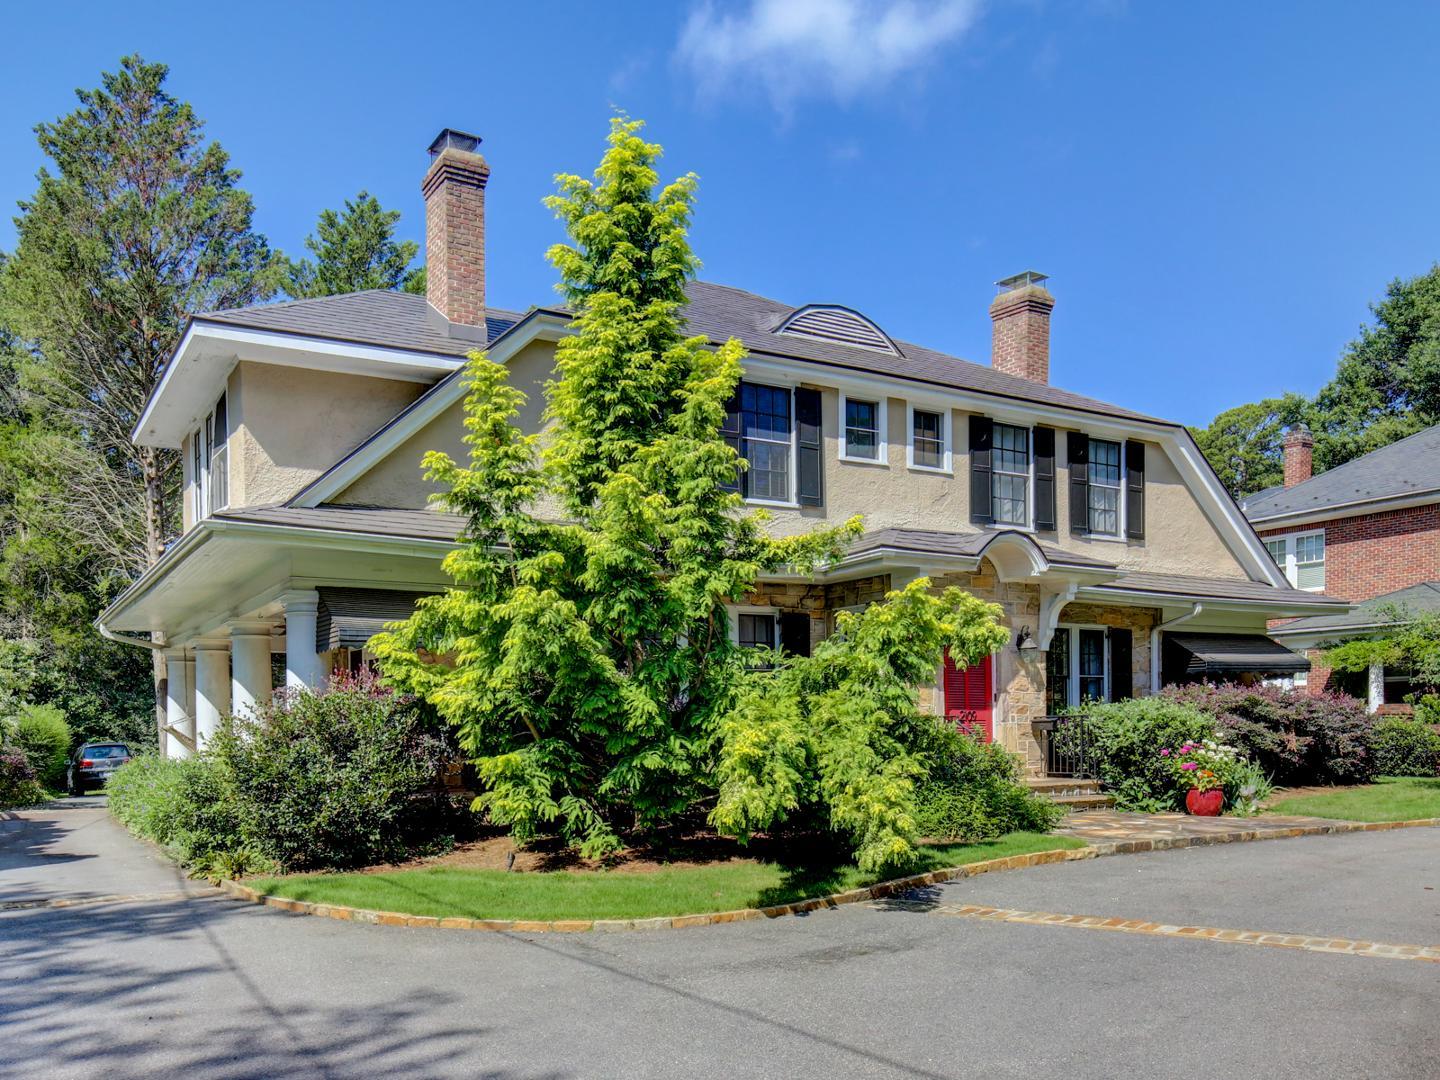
top-left (0, 54), bottom-right (277, 730)
top-left (1189, 394), bottom-right (1309, 498)
top-left (284, 190), bottom-right (424, 298)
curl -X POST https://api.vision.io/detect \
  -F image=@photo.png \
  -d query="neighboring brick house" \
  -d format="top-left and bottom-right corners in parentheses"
top-left (100, 127), bottom-right (1344, 780)
top-left (1242, 424), bottom-right (1440, 709)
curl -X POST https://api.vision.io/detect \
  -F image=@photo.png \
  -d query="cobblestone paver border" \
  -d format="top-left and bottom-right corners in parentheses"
top-left (1, 887), bottom-right (220, 912)
top-left (898, 902), bottom-right (1440, 963)
top-left (217, 814), bottom-right (1440, 933)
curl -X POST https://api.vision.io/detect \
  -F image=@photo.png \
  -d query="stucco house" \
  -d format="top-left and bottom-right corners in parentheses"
top-left (1243, 423), bottom-right (1440, 710)
top-left (99, 128), bottom-right (1346, 781)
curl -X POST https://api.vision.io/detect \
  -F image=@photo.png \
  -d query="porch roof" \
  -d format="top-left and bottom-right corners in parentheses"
top-left (1164, 632), bottom-right (1311, 676)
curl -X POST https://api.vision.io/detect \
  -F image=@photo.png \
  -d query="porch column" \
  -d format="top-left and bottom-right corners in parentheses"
top-left (280, 590), bottom-right (325, 691)
top-left (162, 649), bottom-right (194, 759)
top-left (193, 641), bottom-right (230, 748)
top-left (1367, 660), bottom-right (1384, 713)
top-left (230, 621), bottom-right (274, 719)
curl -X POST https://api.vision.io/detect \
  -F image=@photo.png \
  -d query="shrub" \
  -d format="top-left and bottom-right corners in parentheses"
top-left (1224, 755), bottom-right (1275, 816)
top-left (0, 747), bottom-right (47, 808)
top-left (9, 703), bottom-right (71, 789)
top-left (912, 721), bottom-right (1063, 841)
top-left (107, 754), bottom-right (246, 871)
top-left (1412, 695), bottom-right (1440, 725)
top-left (210, 672), bottom-right (467, 871)
top-left (1369, 718), bottom-right (1440, 777)
top-left (1163, 683), bottom-right (1375, 785)
top-left (1063, 698), bottom-right (1215, 811)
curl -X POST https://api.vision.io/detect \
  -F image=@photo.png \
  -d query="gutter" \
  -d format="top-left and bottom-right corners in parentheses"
top-left (1150, 603), bottom-right (1203, 693)
top-left (96, 622), bottom-right (165, 652)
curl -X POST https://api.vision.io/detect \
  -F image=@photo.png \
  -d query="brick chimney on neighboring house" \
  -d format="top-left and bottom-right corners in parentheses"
top-left (1283, 423), bottom-right (1314, 487)
top-left (990, 271), bottom-right (1055, 384)
top-left (423, 128), bottom-right (489, 327)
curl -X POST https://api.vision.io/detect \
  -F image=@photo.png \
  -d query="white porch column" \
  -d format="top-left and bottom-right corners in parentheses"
top-left (162, 649), bottom-right (194, 759)
top-left (1368, 661), bottom-right (1384, 714)
top-left (193, 641), bottom-right (230, 748)
top-left (280, 590), bottom-right (325, 691)
top-left (230, 621), bottom-right (274, 719)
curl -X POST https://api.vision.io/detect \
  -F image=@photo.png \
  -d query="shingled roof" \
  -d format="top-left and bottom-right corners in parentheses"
top-left (1241, 423), bottom-right (1440, 522)
top-left (194, 280), bottom-right (1172, 426)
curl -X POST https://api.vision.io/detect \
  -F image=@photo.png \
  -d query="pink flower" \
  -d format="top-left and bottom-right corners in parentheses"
top-left (1160, 748), bottom-right (1171, 756)
top-left (1180, 762), bottom-right (1199, 771)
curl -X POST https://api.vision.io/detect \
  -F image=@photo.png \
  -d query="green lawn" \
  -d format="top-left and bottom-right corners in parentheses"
top-left (1267, 777), bottom-right (1440, 823)
top-left (247, 831), bottom-right (1086, 922)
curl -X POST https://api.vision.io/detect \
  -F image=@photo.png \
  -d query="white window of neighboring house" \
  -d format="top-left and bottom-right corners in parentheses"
top-left (740, 383), bottom-right (793, 504)
top-left (840, 393), bottom-right (885, 463)
top-left (1264, 530), bottom-right (1326, 591)
top-left (1045, 625), bottom-right (1111, 712)
top-left (991, 422), bottom-right (1031, 527)
top-left (1087, 437), bottom-right (1122, 536)
top-left (192, 389), bottom-right (230, 521)
top-left (907, 404), bottom-right (951, 472)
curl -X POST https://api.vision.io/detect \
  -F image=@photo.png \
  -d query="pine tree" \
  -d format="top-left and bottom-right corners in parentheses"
top-left (284, 191), bottom-right (423, 298)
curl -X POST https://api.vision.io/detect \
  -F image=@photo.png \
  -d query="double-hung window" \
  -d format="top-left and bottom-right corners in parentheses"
top-left (740, 383), bottom-right (793, 502)
top-left (1086, 437), bottom-right (1122, 536)
top-left (190, 390), bottom-right (230, 522)
top-left (991, 423), bottom-right (1030, 526)
top-left (909, 406), bottom-right (950, 471)
top-left (1264, 530), bottom-right (1326, 590)
top-left (841, 396), bottom-right (883, 462)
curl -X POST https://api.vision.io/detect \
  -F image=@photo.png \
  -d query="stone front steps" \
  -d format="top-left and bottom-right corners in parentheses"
top-left (1024, 777), bottom-right (1114, 811)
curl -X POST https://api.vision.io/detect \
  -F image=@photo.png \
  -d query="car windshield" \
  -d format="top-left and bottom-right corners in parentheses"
top-left (82, 745), bottom-right (129, 759)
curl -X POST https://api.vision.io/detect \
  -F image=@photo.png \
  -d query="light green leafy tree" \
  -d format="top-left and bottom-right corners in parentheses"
top-left (1323, 605), bottom-right (1440, 694)
top-left (284, 190), bottom-right (425, 298)
top-left (372, 118), bottom-right (859, 858)
top-left (711, 579), bottom-right (1008, 873)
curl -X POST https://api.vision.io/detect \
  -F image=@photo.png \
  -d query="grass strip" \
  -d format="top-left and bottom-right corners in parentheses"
top-left (1267, 776), bottom-right (1440, 823)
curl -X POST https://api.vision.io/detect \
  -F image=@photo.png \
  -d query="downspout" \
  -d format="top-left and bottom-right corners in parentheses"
top-left (1151, 603), bottom-right (1203, 694)
top-left (96, 621), bottom-right (166, 651)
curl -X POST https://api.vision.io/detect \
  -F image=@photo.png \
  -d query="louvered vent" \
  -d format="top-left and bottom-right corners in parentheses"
top-left (776, 305), bottom-right (899, 354)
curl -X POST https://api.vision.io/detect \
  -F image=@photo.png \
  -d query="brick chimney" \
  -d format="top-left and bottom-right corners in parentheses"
top-left (1283, 424), bottom-right (1314, 487)
top-left (422, 128), bottom-right (489, 327)
top-left (990, 271), bottom-right (1055, 384)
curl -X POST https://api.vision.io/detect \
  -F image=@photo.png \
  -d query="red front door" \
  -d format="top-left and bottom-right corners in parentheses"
top-left (943, 650), bottom-right (994, 742)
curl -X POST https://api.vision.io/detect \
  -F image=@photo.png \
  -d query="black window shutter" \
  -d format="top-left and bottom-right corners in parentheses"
top-left (969, 416), bottom-right (993, 524)
top-left (1109, 627), bottom-right (1134, 700)
top-left (1033, 426), bottom-right (1056, 531)
top-left (1125, 440), bottom-right (1146, 541)
top-left (795, 388), bottom-right (823, 507)
top-left (720, 387), bottom-right (743, 494)
top-left (1067, 432), bottom-right (1089, 536)
top-left (779, 612), bottom-right (812, 657)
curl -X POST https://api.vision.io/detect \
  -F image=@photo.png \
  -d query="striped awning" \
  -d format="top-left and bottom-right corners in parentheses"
top-left (315, 587), bottom-right (434, 652)
top-left (1163, 632), bottom-right (1310, 677)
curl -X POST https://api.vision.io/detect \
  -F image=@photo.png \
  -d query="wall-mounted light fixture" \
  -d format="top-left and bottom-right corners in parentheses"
top-left (1016, 625), bottom-right (1040, 651)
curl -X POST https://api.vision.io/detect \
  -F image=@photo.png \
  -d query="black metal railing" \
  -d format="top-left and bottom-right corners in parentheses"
top-left (1033, 715), bottom-right (1093, 779)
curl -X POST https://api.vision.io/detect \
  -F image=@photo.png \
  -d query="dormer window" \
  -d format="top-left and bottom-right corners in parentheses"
top-left (191, 389), bottom-right (230, 521)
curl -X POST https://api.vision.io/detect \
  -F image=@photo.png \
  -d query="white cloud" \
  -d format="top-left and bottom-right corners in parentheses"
top-left (677, 0), bottom-right (984, 111)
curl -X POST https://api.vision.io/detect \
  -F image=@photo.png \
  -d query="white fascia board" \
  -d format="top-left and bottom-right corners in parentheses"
top-left (133, 322), bottom-right (465, 449)
top-left (1074, 584), bottom-right (1349, 618)
top-left (292, 312), bottom-right (569, 507)
top-left (1248, 489), bottom-right (1440, 531)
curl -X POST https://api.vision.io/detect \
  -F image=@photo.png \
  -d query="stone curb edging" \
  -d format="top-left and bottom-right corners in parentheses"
top-left (219, 815), bottom-right (1440, 934)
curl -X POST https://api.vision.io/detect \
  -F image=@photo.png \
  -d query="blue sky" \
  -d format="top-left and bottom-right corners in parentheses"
top-left (3, 1), bottom-right (1437, 426)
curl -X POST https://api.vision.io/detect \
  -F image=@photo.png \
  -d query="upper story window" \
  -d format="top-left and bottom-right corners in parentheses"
top-left (991, 422), bottom-right (1031, 526)
top-left (191, 389), bottom-right (230, 521)
top-left (908, 405), bottom-right (951, 472)
top-left (1265, 530), bottom-right (1326, 590)
top-left (1087, 437), bottom-right (1122, 536)
top-left (740, 384), bottom-right (791, 502)
top-left (841, 394), bottom-right (884, 462)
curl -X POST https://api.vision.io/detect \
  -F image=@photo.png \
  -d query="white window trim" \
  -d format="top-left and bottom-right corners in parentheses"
top-left (990, 421), bottom-right (1034, 530)
top-left (1052, 623), bottom-right (1112, 708)
top-left (1264, 528), bottom-right (1326, 591)
top-left (838, 391), bottom-right (888, 466)
top-left (906, 403), bottom-right (952, 474)
top-left (729, 605), bottom-right (780, 647)
top-left (1082, 435), bottom-right (1126, 541)
top-left (740, 383), bottom-right (800, 509)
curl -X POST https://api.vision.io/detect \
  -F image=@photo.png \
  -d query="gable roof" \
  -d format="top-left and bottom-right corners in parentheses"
top-left (1241, 423), bottom-right (1440, 523)
top-left (198, 289), bottom-right (524, 358)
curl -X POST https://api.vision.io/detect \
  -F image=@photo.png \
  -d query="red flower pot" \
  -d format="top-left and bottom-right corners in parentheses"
top-left (1185, 788), bottom-right (1224, 816)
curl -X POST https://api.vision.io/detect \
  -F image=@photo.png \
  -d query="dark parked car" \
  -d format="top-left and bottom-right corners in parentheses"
top-left (67, 743), bottom-right (132, 795)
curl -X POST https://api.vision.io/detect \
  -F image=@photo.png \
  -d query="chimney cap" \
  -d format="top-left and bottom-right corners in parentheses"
top-left (1284, 423), bottom-right (1314, 444)
top-left (995, 270), bottom-right (1049, 292)
top-left (428, 128), bottom-right (482, 158)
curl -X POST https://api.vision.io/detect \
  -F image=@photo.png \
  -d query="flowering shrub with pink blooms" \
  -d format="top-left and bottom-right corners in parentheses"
top-left (1162, 738), bottom-right (1238, 792)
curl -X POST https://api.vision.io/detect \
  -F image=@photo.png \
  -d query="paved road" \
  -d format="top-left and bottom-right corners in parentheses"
top-left (3, 798), bottom-right (1438, 1079)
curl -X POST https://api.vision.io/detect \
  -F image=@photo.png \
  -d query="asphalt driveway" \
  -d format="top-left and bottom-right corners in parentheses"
top-left (2, 798), bottom-right (1437, 1079)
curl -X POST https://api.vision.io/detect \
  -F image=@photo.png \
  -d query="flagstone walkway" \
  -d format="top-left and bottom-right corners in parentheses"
top-left (1055, 809), bottom-right (1410, 846)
